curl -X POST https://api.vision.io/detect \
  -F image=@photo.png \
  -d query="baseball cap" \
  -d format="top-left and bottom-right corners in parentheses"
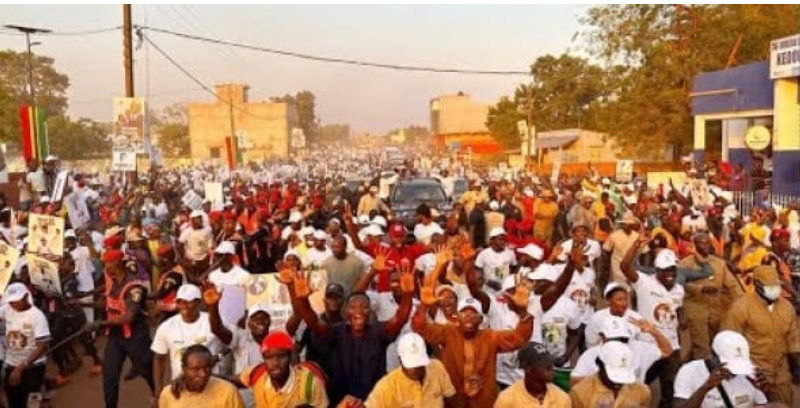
top-left (653, 249), bottom-right (678, 269)
top-left (214, 241), bottom-right (236, 255)
top-left (247, 303), bottom-right (271, 319)
top-left (526, 264), bottom-right (561, 283)
top-left (428, 223), bottom-right (444, 236)
top-left (363, 225), bottom-right (385, 237)
top-left (371, 216), bottom-right (388, 229)
top-left (261, 331), bottom-right (294, 353)
top-left (4, 283), bottom-right (30, 303)
top-left (190, 210), bottom-right (205, 219)
top-left (489, 201), bottom-right (500, 211)
top-left (358, 215), bottom-right (371, 225)
top-left (601, 316), bottom-right (633, 340)
top-left (603, 282), bottom-right (630, 299)
top-left (712, 331), bottom-right (755, 376)
top-left (488, 227), bottom-right (506, 239)
top-left (435, 284), bottom-right (457, 298)
top-left (288, 212), bottom-right (303, 223)
top-left (457, 297), bottom-right (483, 315)
top-left (621, 213), bottom-right (640, 225)
top-left (40, 196), bottom-right (51, 204)
top-left (752, 265), bottom-right (781, 286)
top-left (325, 283), bottom-right (345, 298)
top-left (64, 229), bottom-right (77, 239)
top-left (300, 227), bottom-right (315, 237)
top-left (517, 342), bottom-right (555, 369)
top-left (599, 341), bottom-right (636, 384)
top-left (516, 243), bottom-right (544, 261)
top-left (389, 224), bottom-right (407, 238)
top-left (176, 284), bottom-right (201, 302)
top-left (102, 249), bottom-right (125, 263)
top-left (397, 333), bottom-right (430, 369)
top-left (313, 230), bottom-right (328, 241)
top-left (45, 154), bottom-right (58, 162)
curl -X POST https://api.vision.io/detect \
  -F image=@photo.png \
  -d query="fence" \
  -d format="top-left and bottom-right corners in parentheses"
top-left (730, 190), bottom-right (800, 215)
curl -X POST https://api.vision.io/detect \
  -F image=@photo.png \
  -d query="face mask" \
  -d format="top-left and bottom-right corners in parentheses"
top-left (762, 284), bottom-right (781, 301)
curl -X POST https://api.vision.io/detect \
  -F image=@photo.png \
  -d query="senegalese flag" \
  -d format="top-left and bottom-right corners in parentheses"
top-left (19, 106), bottom-right (49, 162)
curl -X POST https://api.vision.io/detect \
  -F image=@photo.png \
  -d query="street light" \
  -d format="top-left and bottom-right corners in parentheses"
top-left (3, 25), bottom-right (52, 106)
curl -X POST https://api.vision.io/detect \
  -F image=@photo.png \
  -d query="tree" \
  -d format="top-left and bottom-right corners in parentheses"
top-left (0, 50), bottom-right (69, 144)
top-left (270, 91), bottom-right (318, 142)
top-left (152, 104), bottom-right (189, 158)
top-left (579, 4), bottom-right (800, 156)
top-left (486, 96), bottom-right (526, 149)
top-left (401, 125), bottom-right (430, 145)
top-left (48, 115), bottom-right (110, 160)
top-left (319, 123), bottom-right (350, 144)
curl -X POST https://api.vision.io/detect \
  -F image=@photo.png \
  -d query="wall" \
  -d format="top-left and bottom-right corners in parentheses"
top-left (772, 77), bottom-right (800, 195)
top-left (539, 130), bottom-right (624, 164)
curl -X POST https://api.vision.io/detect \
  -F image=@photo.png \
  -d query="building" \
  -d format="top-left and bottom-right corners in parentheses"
top-left (188, 84), bottom-right (295, 163)
top-left (534, 128), bottom-right (623, 164)
top-left (691, 33), bottom-right (800, 195)
top-left (430, 93), bottom-right (503, 155)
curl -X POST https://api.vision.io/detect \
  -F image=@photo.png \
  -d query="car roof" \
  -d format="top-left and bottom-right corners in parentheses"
top-left (395, 178), bottom-right (443, 186)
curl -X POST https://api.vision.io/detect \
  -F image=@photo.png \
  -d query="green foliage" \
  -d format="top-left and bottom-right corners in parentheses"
top-left (270, 91), bottom-right (318, 142)
top-left (486, 96), bottom-right (525, 149)
top-left (152, 104), bottom-right (189, 158)
top-left (0, 50), bottom-right (69, 143)
top-left (47, 115), bottom-right (110, 160)
top-left (319, 123), bottom-right (350, 144)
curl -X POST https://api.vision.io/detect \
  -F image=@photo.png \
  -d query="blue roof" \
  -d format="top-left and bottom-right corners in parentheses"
top-left (691, 61), bottom-right (774, 116)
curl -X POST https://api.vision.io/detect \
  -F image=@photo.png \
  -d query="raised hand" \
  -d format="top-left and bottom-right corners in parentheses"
top-left (202, 284), bottom-right (222, 306)
top-left (398, 259), bottom-right (416, 294)
top-left (294, 269), bottom-right (312, 298)
top-left (434, 245), bottom-right (453, 267)
top-left (373, 246), bottom-right (390, 271)
top-left (509, 273), bottom-right (530, 310)
top-left (568, 242), bottom-right (586, 269)
top-left (628, 317), bottom-right (655, 334)
top-left (276, 261), bottom-right (295, 285)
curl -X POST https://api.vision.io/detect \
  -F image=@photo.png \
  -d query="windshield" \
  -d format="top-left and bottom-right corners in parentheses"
top-left (392, 183), bottom-right (446, 204)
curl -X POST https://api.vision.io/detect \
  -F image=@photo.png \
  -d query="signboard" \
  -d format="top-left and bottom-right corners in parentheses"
top-left (616, 160), bottom-right (634, 183)
top-left (744, 125), bottom-right (771, 151)
top-left (0, 241), bottom-right (20, 295)
top-left (113, 97), bottom-right (145, 143)
top-left (551, 160), bottom-right (562, 185)
top-left (27, 254), bottom-right (61, 295)
top-left (28, 214), bottom-right (64, 257)
top-left (51, 170), bottom-right (70, 202)
top-left (111, 148), bottom-right (136, 172)
top-left (770, 34), bottom-right (800, 79)
top-left (204, 182), bottom-right (224, 211)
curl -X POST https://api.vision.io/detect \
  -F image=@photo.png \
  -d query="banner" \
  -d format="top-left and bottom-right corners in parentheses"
top-left (204, 182), bottom-right (224, 211)
top-left (28, 214), bottom-right (64, 257)
top-left (111, 148), bottom-right (137, 172)
top-left (27, 254), bottom-right (61, 295)
top-left (113, 97), bottom-right (145, 148)
top-left (19, 106), bottom-right (49, 162)
top-left (0, 241), bottom-right (20, 295)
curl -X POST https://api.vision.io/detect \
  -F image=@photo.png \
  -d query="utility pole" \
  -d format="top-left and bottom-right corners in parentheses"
top-left (3, 25), bottom-right (51, 105)
top-left (123, 4), bottom-right (134, 97)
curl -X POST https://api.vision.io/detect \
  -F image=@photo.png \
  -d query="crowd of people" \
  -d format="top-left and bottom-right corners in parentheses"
top-left (0, 148), bottom-right (797, 408)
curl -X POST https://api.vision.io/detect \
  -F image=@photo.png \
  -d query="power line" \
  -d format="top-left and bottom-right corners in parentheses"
top-left (136, 25), bottom-right (530, 76)
top-left (0, 26), bottom-right (120, 36)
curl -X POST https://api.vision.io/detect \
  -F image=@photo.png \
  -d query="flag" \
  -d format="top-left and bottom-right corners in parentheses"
top-left (225, 136), bottom-right (236, 170)
top-left (19, 106), bottom-right (48, 162)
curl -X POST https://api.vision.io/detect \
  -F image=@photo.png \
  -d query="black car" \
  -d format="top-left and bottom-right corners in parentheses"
top-left (390, 178), bottom-right (452, 229)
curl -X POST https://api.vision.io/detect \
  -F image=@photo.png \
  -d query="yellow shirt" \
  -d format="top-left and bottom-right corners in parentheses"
top-left (158, 377), bottom-right (245, 408)
top-left (736, 246), bottom-right (769, 293)
top-left (364, 359), bottom-right (456, 408)
top-left (240, 365), bottom-right (329, 408)
top-left (494, 382), bottom-right (571, 408)
top-left (569, 374), bottom-right (650, 408)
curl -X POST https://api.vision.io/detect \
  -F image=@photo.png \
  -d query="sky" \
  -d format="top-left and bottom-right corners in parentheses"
top-left (1, 5), bottom-right (586, 134)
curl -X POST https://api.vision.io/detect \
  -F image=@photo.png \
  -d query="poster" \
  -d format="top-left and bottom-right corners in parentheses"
top-left (307, 268), bottom-right (329, 315)
top-left (181, 190), bottom-right (203, 211)
top-left (113, 97), bottom-right (145, 142)
top-left (219, 284), bottom-right (246, 325)
top-left (111, 148), bottom-right (136, 172)
top-left (51, 170), bottom-right (70, 202)
top-left (689, 178), bottom-right (714, 208)
top-left (646, 172), bottom-right (687, 196)
top-left (27, 214), bottom-right (64, 257)
top-left (246, 274), bottom-right (293, 330)
top-left (616, 160), bottom-right (634, 183)
top-left (27, 254), bottom-right (61, 295)
top-left (0, 241), bottom-right (20, 295)
top-left (64, 192), bottom-right (91, 230)
top-left (204, 182), bottom-right (224, 211)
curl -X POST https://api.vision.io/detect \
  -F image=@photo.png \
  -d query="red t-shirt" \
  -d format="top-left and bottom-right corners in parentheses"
top-left (364, 242), bottom-right (427, 292)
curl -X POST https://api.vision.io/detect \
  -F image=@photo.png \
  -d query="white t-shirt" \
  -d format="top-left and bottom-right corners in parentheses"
top-left (70, 246), bottom-right (95, 292)
top-left (475, 247), bottom-right (517, 282)
top-left (229, 326), bottom-right (263, 374)
top-left (572, 340), bottom-right (662, 383)
top-left (366, 290), bottom-right (418, 371)
top-left (179, 227), bottom-right (213, 261)
top-left (208, 265), bottom-right (253, 289)
top-left (674, 359), bottom-right (767, 407)
top-left (584, 308), bottom-right (644, 348)
top-left (632, 271), bottom-right (684, 349)
top-left (0, 305), bottom-right (51, 367)
top-left (26, 170), bottom-right (46, 193)
top-left (532, 296), bottom-right (581, 360)
top-left (564, 266), bottom-right (596, 325)
top-left (305, 248), bottom-right (332, 268)
top-left (413, 223), bottom-right (440, 246)
top-left (151, 312), bottom-right (222, 379)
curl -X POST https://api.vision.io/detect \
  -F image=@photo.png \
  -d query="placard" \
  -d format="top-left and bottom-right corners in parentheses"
top-left (204, 182), bottom-right (224, 211)
top-left (246, 274), bottom-right (293, 330)
top-left (307, 268), bottom-right (329, 315)
top-left (0, 241), bottom-right (20, 295)
top-left (111, 148), bottom-right (136, 172)
top-left (551, 160), bottom-right (562, 185)
top-left (51, 170), bottom-right (70, 202)
top-left (219, 284), bottom-right (246, 326)
top-left (27, 254), bottom-right (61, 295)
top-left (181, 190), bottom-right (203, 211)
top-left (689, 178), bottom-right (714, 208)
top-left (27, 214), bottom-right (64, 257)
top-left (616, 160), bottom-right (634, 183)
top-left (64, 192), bottom-right (91, 230)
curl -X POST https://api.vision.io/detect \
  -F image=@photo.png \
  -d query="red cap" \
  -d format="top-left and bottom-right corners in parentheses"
top-left (223, 211), bottom-right (237, 221)
top-left (103, 235), bottom-right (122, 249)
top-left (771, 228), bottom-right (790, 241)
top-left (261, 331), bottom-right (294, 353)
top-left (156, 243), bottom-right (174, 256)
top-left (245, 197), bottom-right (255, 206)
top-left (102, 249), bottom-right (125, 263)
top-left (209, 211), bottom-right (223, 223)
top-left (389, 223), bottom-right (407, 238)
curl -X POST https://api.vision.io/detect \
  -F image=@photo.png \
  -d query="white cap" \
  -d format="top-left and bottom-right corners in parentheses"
top-left (602, 177), bottom-right (611, 185)
top-left (313, 230), bottom-right (328, 241)
top-left (489, 201), bottom-right (500, 211)
top-left (248, 303), bottom-right (271, 319)
top-left (64, 229), bottom-right (77, 239)
top-left (397, 333), bottom-right (430, 369)
top-left (363, 225), bottom-right (384, 237)
top-left (45, 154), bottom-right (58, 162)
top-left (599, 341), bottom-right (636, 384)
top-left (457, 297), bottom-right (483, 315)
top-left (4, 282), bottom-right (30, 302)
top-left (358, 215), bottom-right (371, 225)
top-left (214, 241), bottom-right (236, 255)
top-left (176, 284), bottom-right (201, 301)
top-left (603, 282), bottom-right (630, 298)
top-left (523, 188), bottom-right (534, 198)
top-left (288, 212), bottom-right (303, 223)
top-left (435, 284), bottom-right (457, 298)
top-left (501, 275), bottom-right (517, 292)
top-left (300, 227), bottom-right (315, 237)
top-left (526, 264), bottom-right (561, 283)
top-left (190, 210), bottom-right (205, 219)
top-left (40, 196), bottom-right (51, 204)
top-left (712, 331), bottom-right (755, 376)
top-left (516, 243), bottom-right (544, 261)
top-left (370, 216), bottom-right (387, 229)
top-left (428, 223), bottom-right (444, 236)
top-left (488, 227), bottom-right (506, 239)
top-left (654, 249), bottom-right (678, 269)
top-left (601, 316), bottom-right (633, 340)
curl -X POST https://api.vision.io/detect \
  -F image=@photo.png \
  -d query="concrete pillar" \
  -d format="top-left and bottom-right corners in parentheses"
top-left (693, 115), bottom-right (706, 165)
top-left (772, 78), bottom-right (800, 195)
top-left (724, 118), bottom-right (753, 172)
